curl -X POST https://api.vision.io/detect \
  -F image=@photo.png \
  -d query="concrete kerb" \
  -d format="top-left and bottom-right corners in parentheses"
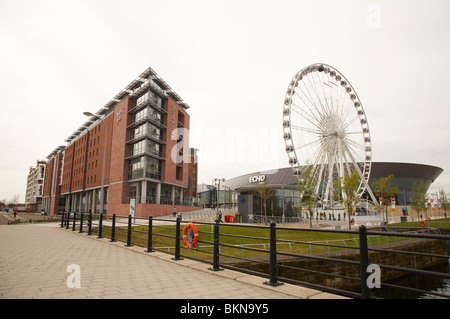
top-left (63, 223), bottom-right (349, 299)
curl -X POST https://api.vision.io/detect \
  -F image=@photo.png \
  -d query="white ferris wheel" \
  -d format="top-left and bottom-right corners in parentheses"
top-left (282, 63), bottom-right (377, 206)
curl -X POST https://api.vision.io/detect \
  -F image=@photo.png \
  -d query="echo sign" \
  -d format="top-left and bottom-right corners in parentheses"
top-left (249, 175), bottom-right (266, 183)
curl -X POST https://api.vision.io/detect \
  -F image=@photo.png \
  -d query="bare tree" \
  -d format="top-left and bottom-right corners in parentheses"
top-left (371, 175), bottom-right (398, 224)
top-left (337, 171), bottom-right (361, 230)
top-left (439, 189), bottom-right (448, 219)
top-left (297, 167), bottom-right (318, 228)
top-left (256, 183), bottom-right (274, 224)
top-left (412, 182), bottom-right (427, 221)
top-left (8, 194), bottom-right (20, 207)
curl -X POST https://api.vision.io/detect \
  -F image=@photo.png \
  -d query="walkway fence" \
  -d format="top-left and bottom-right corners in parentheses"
top-left (60, 212), bottom-right (450, 299)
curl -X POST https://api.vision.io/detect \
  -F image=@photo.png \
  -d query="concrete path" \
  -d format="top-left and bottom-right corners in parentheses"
top-left (0, 223), bottom-right (347, 299)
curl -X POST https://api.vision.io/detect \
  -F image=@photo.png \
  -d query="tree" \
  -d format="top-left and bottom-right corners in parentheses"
top-left (256, 183), bottom-right (274, 224)
top-left (371, 174), bottom-right (398, 224)
top-left (438, 189), bottom-right (448, 219)
top-left (0, 198), bottom-right (6, 209)
top-left (297, 167), bottom-right (318, 228)
top-left (411, 182), bottom-right (427, 220)
top-left (337, 171), bottom-right (361, 230)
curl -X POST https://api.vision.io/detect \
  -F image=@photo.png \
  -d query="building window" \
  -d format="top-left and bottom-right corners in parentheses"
top-left (128, 156), bottom-right (161, 180)
top-left (150, 91), bottom-right (162, 107)
top-left (176, 166), bottom-right (183, 180)
top-left (178, 111), bottom-right (184, 128)
top-left (145, 157), bottom-right (161, 179)
top-left (136, 91), bottom-right (149, 107)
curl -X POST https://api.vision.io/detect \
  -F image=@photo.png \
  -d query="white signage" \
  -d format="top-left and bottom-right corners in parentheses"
top-left (130, 198), bottom-right (136, 217)
top-left (116, 109), bottom-right (124, 124)
top-left (249, 175), bottom-right (266, 183)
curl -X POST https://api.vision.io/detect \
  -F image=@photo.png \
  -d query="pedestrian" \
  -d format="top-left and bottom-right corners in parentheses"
top-left (173, 206), bottom-right (176, 217)
top-left (218, 210), bottom-right (223, 223)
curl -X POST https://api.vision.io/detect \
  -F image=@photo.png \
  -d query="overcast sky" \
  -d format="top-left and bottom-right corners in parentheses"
top-left (1, 0), bottom-right (449, 203)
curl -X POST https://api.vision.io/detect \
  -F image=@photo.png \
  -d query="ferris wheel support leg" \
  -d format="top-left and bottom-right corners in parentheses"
top-left (361, 175), bottom-right (378, 205)
top-left (343, 143), bottom-right (378, 205)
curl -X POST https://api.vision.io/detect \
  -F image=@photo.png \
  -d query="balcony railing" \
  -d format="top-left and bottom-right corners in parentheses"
top-left (126, 132), bottom-right (165, 146)
top-left (129, 95), bottom-right (167, 115)
top-left (128, 112), bottom-right (166, 130)
top-left (127, 170), bottom-right (161, 181)
top-left (127, 147), bottom-right (164, 160)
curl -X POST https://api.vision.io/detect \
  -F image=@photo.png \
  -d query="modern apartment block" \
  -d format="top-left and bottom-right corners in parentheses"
top-left (25, 160), bottom-right (46, 211)
top-left (42, 146), bottom-right (65, 215)
top-left (41, 67), bottom-right (198, 217)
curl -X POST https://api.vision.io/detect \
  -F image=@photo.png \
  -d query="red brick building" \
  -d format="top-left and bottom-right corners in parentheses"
top-left (42, 67), bottom-right (198, 217)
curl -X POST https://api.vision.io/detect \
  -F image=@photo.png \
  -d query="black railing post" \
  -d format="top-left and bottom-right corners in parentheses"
top-left (209, 219), bottom-right (223, 271)
top-left (126, 214), bottom-right (132, 246)
top-left (79, 212), bottom-right (84, 233)
top-left (359, 225), bottom-right (371, 299)
top-left (72, 212), bottom-right (77, 231)
top-left (60, 212), bottom-right (65, 228)
top-left (110, 214), bottom-right (116, 242)
top-left (264, 221), bottom-right (283, 286)
top-left (172, 216), bottom-right (183, 260)
top-left (66, 212), bottom-right (70, 229)
top-left (98, 213), bottom-right (103, 238)
top-left (145, 216), bottom-right (154, 252)
top-left (87, 212), bottom-right (92, 235)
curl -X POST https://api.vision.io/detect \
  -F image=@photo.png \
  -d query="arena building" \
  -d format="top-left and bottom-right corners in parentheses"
top-left (213, 162), bottom-right (443, 222)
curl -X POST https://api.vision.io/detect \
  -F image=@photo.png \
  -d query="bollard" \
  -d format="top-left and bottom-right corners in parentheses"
top-left (79, 212), bottom-right (84, 233)
top-left (172, 216), bottom-right (183, 260)
top-left (126, 214), bottom-right (133, 246)
top-left (98, 213), bottom-right (103, 238)
top-left (145, 216), bottom-right (154, 253)
top-left (359, 225), bottom-right (371, 299)
top-left (66, 212), bottom-right (70, 229)
top-left (209, 219), bottom-right (223, 271)
top-left (60, 212), bottom-right (65, 228)
top-left (264, 221), bottom-right (283, 286)
top-left (110, 214), bottom-right (116, 242)
top-left (72, 212), bottom-right (77, 231)
top-left (87, 212), bottom-right (92, 236)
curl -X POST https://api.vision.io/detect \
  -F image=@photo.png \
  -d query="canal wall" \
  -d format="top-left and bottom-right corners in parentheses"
top-left (225, 236), bottom-right (449, 292)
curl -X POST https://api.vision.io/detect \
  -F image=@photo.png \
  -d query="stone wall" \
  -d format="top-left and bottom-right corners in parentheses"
top-left (225, 237), bottom-right (449, 292)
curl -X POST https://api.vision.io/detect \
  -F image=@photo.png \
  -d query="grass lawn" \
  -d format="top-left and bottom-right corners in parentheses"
top-left (389, 217), bottom-right (450, 229)
top-left (94, 221), bottom-right (421, 261)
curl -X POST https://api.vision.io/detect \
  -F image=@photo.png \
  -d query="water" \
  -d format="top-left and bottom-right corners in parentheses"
top-left (374, 261), bottom-right (450, 299)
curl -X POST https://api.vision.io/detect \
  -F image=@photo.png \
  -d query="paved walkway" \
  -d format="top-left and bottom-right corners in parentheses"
top-left (0, 223), bottom-right (347, 299)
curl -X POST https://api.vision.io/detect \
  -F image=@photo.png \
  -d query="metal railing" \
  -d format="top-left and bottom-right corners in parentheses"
top-left (60, 212), bottom-right (450, 299)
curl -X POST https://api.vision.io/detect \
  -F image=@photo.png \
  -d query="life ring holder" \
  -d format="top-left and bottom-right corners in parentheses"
top-left (419, 220), bottom-right (426, 227)
top-left (183, 222), bottom-right (199, 249)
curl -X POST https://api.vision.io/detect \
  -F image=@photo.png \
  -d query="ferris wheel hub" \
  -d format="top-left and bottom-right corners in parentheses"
top-left (336, 128), bottom-right (345, 139)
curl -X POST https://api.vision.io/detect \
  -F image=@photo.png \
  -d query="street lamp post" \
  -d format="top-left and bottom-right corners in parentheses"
top-left (213, 178), bottom-right (225, 215)
top-left (84, 112), bottom-right (107, 216)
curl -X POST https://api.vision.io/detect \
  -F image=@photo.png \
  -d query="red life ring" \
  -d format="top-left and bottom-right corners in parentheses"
top-left (419, 220), bottom-right (426, 227)
top-left (426, 217), bottom-right (431, 222)
top-left (183, 223), bottom-right (199, 249)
